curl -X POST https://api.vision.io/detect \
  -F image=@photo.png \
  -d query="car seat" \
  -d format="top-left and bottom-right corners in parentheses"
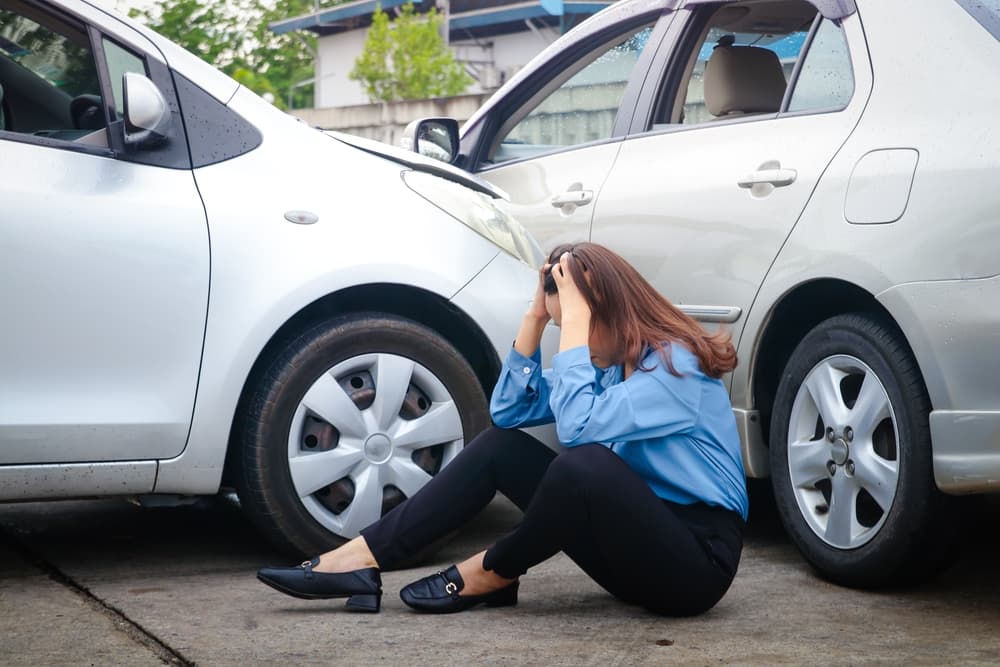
top-left (703, 42), bottom-right (787, 117)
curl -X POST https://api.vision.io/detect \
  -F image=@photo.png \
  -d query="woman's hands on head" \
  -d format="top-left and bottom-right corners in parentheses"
top-left (552, 252), bottom-right (591, 353)
top-left (527, 263), bottom-right (552, 323)
top-left (552, 252), bottom-right (591, 325)
top-left (514, 262), bottom-right (552, 358)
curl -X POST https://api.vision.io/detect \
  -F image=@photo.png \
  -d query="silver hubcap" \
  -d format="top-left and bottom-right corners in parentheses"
top-left (787, 355), bottom-right (899, 549)
top-left (288, 353), bottom-right (463, 537)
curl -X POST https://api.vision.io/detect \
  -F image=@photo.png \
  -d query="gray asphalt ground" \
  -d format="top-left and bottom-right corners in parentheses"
top-left (2, 482), bottom-right (999, 666)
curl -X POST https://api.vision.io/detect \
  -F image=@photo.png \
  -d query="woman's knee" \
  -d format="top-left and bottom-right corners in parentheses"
top-left (464, 425), bottom-right (552, 464)
top-left (545, 444), bottom-right (617, 483)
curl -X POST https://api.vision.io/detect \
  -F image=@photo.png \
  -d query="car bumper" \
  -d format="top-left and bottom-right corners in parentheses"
top-left (930, 411), bottom-right (1000, 494)
top-left (879, 275), bottom-right (1000, 494)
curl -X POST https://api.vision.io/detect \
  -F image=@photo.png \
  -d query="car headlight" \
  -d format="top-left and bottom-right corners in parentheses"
top-left (402, 170), bottom-right (544, 268)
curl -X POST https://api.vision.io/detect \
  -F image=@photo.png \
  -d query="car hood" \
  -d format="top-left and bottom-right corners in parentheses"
top-left (327, 131), bottom-right (509, 201)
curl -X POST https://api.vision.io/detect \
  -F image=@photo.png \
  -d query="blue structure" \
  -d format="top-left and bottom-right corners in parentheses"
top-left (270, 0), bottom-right (614, 39)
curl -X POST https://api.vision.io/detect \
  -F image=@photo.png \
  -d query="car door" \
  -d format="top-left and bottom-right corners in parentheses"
top-left (591, 2), bottom-right (871, 343)
top-left (0, 1), bottom-right (209, 464)
top-left (466, 10), bottom-right (673, 251)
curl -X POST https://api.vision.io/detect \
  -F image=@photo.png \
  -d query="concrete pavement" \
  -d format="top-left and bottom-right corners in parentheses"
top-left (2, 485), bottom-right (1000, 665)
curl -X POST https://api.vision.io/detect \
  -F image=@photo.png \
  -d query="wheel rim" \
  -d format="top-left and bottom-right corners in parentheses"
top-left (287, 353), bottom-right (464, 538)
top-left (786, 354), bottom-right (899, 549)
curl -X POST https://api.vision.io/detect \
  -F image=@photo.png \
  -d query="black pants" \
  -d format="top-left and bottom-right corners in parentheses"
top-left (361, 426), bottom-right (744, 616)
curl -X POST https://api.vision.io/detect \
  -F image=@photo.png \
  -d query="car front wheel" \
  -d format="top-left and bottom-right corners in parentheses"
top-left (233, 312), bottom-right (489, 557)
top-left (769, 313), bottom-right (957, 588)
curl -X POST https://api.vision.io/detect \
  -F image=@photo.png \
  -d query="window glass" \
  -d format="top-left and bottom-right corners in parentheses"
top-left (103, 38), bottom-right (146, 119)
top-left (680, 23), bottom-right (811, 124)
top-left (490, 25), bottom-right (653, 164)
top-left (787, 18), bottom-right (853, 112)
top-left (646, 0), bottom-right (822, 129)
top-left (953, 0), bottom-right (1000, 40)
top-left (0, 6), bottom-right (105, 142)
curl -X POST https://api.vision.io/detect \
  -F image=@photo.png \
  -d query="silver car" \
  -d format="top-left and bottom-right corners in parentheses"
top-left (0, 0), bottom-right (546, 557)
top-left (406, 0), bottom-right (1000, 587)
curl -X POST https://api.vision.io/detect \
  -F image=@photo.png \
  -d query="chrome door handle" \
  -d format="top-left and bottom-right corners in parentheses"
top-left (737, 168), bottom-right (797, 188)
top-left (551, 189), bottom-right (594, 207)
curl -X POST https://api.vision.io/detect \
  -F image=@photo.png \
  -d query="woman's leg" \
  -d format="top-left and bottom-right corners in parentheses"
top-left (357, 426), bottom-right (556, 570)
top-left (482, 444), bottom-right (743, 616)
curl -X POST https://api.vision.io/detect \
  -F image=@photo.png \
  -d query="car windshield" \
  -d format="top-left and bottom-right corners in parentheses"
top-left (953, 0), bottom-right (1000, 39)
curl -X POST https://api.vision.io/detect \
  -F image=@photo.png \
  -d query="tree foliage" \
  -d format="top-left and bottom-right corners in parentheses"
top-left (130, 0), bottom-right (323, 109)
top-left (350, 2), bottom-right (472, 103)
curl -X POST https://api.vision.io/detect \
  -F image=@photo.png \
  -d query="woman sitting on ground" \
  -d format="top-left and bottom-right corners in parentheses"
top-left (258, 241), bottom-right (748, 616)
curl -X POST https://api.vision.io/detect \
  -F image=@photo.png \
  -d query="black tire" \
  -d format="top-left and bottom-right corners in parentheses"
top-left (769, 313), bottom-right (958, 588)
top-left (233, 312), bottom-right (489, 557)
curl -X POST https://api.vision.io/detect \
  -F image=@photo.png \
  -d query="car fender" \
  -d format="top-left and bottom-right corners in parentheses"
top-left (154, 88), bottom-right (505, 494)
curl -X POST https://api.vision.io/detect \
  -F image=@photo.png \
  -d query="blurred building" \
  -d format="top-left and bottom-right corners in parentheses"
top-left (270, 0), bottom-right (615, 110)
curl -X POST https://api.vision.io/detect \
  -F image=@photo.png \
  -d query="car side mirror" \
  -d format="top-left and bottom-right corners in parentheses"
top-left (401, 117), bottom-right (459, 164)
top-left (122, 72), bottom-right (171, 148)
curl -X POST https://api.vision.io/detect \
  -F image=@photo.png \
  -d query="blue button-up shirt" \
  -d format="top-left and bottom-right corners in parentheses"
top-left (490, 343), bottom-right (748, 520)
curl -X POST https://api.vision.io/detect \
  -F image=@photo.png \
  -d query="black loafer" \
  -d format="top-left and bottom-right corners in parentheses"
top-left (257, 558), bottom-right (382, 612)
top-left (399, 564), bottom-right (518, 614)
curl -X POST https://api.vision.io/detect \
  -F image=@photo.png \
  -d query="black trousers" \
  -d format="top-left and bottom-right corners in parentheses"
top-left (361, 426), bottom-right (744, 616)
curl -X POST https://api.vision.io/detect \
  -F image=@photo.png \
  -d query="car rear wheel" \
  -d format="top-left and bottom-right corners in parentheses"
top-left (769, 313), bottom-right (958, 588)
top-left (233, 312), bottom-right (489, 557)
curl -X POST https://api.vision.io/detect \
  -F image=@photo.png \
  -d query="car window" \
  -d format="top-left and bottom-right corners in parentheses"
top-left (953, 0), bottom-right (1000, 40)
top-left (786, 18), bottom-right (853, 112)
top-left (650, 0), bottom-right (820, 128)
top-left (487, 24), bottom-right (654, 165)
top-left (0, 3), bottom-right (107, 144)
top-left (103, 37), bottom-right (147, 120)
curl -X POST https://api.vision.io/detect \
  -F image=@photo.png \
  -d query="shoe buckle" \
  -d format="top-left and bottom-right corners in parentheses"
top-left (445, 582), bottom-right (458, 595)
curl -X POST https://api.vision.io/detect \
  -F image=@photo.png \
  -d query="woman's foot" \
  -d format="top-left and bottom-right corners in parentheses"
top-left (455, 550), bottom-right (517, 596)
top-left (256, 537), bottom-right (382, 611)
top-left (311, 536), bottom-right (379, 573)
top-left (398, 551), bottom-right (519, 614)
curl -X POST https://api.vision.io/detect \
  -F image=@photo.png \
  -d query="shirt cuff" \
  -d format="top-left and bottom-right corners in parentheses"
top-left (506, 345), bottom-right (541, 377)
top-left (551, 345), bottom-right (591, 373)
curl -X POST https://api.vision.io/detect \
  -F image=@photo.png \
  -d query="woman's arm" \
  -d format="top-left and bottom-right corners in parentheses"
top-left (490, 263), bottom-right (557, 428)
top-left (549, 346), bottom-right (701, 446)
top-left (489, 347), bottom-right (555, 428)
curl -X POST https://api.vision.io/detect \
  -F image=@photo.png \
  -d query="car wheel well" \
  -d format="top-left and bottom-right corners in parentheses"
top-left (222, 284), bottom-right (501, 485)
top-left (751, 279), bottom-right (910, 448)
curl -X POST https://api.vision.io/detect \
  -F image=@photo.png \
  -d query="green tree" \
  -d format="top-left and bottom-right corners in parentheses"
top-left (350, 2), bottom-right (472, 103)
top-left (130, 0), bottom-right (325, 109)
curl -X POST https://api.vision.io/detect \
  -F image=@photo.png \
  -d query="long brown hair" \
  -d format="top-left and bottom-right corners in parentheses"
top-left (543, 242), bottom-right (737, 378)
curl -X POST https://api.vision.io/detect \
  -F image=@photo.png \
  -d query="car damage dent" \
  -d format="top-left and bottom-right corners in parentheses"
top-left (328, 131), bottom-right (509, 200)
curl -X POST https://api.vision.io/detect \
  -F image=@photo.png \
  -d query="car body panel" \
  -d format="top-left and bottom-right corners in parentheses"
top-left (0, 461), bottom-right (157, 500)
top-left (481, 142), bottom-right (622, 249)
top-left (0, 131), bottom-right (210, 465)
top-left (153, 86), bottom-right (514, 495)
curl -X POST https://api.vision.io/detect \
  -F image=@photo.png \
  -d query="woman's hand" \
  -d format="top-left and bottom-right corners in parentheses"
top-left (514, 263), bottom-right (551, 358)
top-left (526, 263), bottom-right (552, 323)
top-left (551, 253), bottom-right (591, 325)
top-left (552, 252), bottom-right (591, 353)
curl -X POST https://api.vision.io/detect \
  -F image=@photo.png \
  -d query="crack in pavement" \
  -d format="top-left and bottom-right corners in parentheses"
top-left (1, 529), bottom-right (194, 666)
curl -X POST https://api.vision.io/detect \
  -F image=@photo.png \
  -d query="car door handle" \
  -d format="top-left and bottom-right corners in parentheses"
top-left (737, 168), bottom-right (797, 188)
top-left (551, 189), bottom-right (594, 207)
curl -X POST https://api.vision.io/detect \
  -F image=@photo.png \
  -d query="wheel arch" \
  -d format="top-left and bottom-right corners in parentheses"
top-left (749, 278), bottom-right (919, 458)
top-left (221, 283), bottom-right (501, 484)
